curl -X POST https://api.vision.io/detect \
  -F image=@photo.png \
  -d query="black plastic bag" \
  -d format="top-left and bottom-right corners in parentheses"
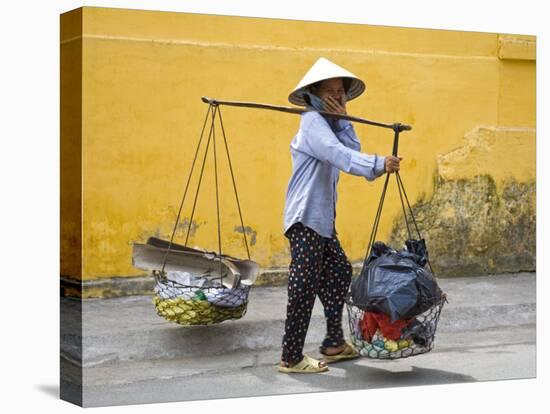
top-left (350, 239), bottom-right (442, 322)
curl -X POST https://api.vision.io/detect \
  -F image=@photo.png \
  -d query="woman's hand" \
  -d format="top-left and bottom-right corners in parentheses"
top-left (323, 96), bottom-right (347, 115)
top-left (384, 156), bottom-right (402, 173)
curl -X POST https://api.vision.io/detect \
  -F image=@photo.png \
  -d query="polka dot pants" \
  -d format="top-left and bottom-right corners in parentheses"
top-left (281, 222), bottom-right (353, 365)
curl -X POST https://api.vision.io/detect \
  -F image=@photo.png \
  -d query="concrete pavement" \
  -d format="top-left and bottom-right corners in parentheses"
top-left (75, 325), bottom-right (536, 406)
top-left (60, 272), bottom-right (536, 406)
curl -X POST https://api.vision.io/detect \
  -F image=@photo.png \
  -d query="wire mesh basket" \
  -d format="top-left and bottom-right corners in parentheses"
top-left (152, 271), bottom-right (250, 325)
top-left (346, 297), bottom-right (445, 359)
top-left (131, 102), bottom-right (259, 326)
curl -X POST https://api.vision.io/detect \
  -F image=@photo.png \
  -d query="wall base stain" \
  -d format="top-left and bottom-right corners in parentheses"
top-left (388, 174), bottom-right (535, 277)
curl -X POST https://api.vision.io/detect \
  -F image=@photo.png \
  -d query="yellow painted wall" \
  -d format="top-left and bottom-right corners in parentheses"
top-left (60, 8), bottom-right (82, 280)
top-left (60, 7), bottom-right (536, 281)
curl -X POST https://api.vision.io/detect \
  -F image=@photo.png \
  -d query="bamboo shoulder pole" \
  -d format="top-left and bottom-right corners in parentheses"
top-left (201, 96), bottom-right (412, 132)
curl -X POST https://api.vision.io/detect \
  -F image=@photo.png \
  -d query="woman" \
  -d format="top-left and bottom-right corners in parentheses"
top-left (278, 57), bottom-right (402, 373)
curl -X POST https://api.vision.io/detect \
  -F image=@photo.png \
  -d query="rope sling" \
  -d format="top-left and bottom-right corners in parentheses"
top-left (346, 126), bottom-right (446, 359)
top-left (135, 102), bottom-right (257, 325)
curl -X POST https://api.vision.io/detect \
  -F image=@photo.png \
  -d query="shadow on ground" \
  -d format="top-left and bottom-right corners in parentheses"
top-left (251, 360), bottom-right (477, 392)
top-left (36, 384), bottom-right (59, 399)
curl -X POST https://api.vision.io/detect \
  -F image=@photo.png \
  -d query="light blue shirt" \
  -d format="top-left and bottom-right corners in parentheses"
top-left (283, 110), bottom-right (386, 238)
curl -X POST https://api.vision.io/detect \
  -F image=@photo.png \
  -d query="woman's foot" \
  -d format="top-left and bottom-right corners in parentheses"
top-left (319, 341), bottom-right (360, 363)
top-left (280, 358), bottom-right (327, 369)
top-left (278, 355), bottom-right (328, 373)
top-left (320, 343), bottom-right (346, 356)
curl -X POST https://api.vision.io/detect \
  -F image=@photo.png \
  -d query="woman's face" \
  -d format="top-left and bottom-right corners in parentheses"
top-left (315, 78), bottom-right (347, 106)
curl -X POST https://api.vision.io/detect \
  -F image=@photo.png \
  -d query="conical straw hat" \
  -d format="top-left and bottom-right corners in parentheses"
top-left (288, 57), bottom-right (366, 106)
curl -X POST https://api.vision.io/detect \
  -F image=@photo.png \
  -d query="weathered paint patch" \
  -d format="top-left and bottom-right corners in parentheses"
top-left (437, 126), bottom-right (535, 185)
top-left (177, 218), bottom-right (200, 237)
top-left (388, 175), bottom-right (535, 277)
top-left (234, 225), bottom-right (257, 246)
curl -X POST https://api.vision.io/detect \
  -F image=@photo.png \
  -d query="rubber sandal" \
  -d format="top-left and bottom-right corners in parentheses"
top-left (320, 341), bottom-right (359, 363)
top-left (277, 354), bottom-right (329, 374)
